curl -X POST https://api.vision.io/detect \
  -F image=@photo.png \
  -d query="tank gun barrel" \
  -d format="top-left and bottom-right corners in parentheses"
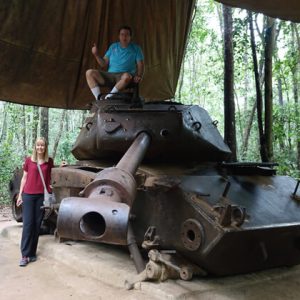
top-left (57, 132), bottom-right (151, 245)
top-left (117, 132), bottom-right (151, 174)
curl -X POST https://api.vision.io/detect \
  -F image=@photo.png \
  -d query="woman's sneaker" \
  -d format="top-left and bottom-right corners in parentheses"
top-left (19, 257), bottom-right (29, 267)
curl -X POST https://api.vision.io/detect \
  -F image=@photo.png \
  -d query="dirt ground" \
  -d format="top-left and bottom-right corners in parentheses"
top-left (0, 205), bottom-right (156, 300)
top-left (3, 204), bottom-right (300, 300)
top-left (0, 204), bottom-right (13, 221)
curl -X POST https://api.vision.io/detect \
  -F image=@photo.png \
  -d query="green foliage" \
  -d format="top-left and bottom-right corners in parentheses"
top-left (54, 131), bottom-right (79, 164)
top-left (272, 103), bottom-right (300, 178)
top-left (176, 0), bottom-right (299, 178)
top-left (176, 0), bottom-right (224, 125)
top-left (0, 141), bottom-right (23, 204)
top-left (48, 108), bottom-right (85, 164)
top-left (0, 103), bottom-right (86, 204)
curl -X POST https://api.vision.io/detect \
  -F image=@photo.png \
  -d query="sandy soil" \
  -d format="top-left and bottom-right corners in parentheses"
top-left (0, 204), bottom-right (13, 221)
top-left (0, 205), bottom-right (156, 300)
top-left (3, 204), bottom-right (300, 299)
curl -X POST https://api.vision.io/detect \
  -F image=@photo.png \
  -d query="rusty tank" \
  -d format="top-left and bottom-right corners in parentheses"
top-left (17, 94), bottom-right (296, 281)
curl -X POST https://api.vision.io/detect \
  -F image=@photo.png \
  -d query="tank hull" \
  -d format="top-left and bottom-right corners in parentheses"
top-left (51, 163), bottom-right (300, 276)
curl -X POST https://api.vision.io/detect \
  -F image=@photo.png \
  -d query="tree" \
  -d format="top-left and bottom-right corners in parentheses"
top-left (223, 5), bottom-right (237, 161)
top-left (52, 110), bottom-right (66, 160)
top-left (21, 105), bottom-right (27, 154)
top-left (32, 106), bottom-right (39, 147)
top-left (0, 103), bottom-right (7, 143)
top-left (291, 23), bottom-right (300, 171)
top-left (40, 107), bottom-right (49, 141)
top-left (264, 17), bottom-right (276, 161)
top-left (249, 12), bottom-right (268, 161)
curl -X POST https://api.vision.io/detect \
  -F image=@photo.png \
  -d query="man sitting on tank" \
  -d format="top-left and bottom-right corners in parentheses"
top-left (86, 25), bottom-right (144, 101)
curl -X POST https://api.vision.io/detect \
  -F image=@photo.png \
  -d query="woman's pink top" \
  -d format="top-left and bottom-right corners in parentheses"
top-left (23, 157), bottom-right (54, 194)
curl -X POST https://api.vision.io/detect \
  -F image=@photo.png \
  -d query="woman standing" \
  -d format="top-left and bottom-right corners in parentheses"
top-left (16, 137), bottom-right (54, 267)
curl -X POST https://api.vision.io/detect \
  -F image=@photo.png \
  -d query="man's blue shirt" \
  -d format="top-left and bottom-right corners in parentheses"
top-left (105, 42), bottom-right (144, 75)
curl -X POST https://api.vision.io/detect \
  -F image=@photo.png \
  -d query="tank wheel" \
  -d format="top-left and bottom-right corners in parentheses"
top-left (11, 193), bottom-right (22, 222)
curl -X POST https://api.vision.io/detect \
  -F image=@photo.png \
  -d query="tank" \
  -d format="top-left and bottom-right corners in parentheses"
top-left (10, 94), bottom-right (295, 282)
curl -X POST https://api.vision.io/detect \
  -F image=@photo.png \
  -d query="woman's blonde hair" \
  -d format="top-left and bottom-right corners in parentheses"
top-left (31, 137), bottom-right (49, 162)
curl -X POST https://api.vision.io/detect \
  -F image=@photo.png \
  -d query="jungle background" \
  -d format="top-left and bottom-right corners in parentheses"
top-left (0, 0), bottom-right (299, 204)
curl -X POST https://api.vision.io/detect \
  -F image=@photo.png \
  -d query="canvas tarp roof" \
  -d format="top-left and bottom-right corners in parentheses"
top-left (216, 0), bottom-right (300, 22)
top-left (0, 0), bottom-right (195, 109)
top-left (0, 0), bottom-right (299, 109)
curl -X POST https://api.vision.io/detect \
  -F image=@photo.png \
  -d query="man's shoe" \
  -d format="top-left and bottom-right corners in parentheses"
top-left (19, 257), bottom-right (29, 267)
top-left (28, 256), bottom-right (37, 262)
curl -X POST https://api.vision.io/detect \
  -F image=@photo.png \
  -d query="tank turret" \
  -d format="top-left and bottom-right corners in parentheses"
top-left (72, 100), bottom-right (231, 163)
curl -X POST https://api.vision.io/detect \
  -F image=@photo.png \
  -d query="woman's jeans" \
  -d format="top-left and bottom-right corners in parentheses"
top-left (20, 193), bottom-right (44, 257)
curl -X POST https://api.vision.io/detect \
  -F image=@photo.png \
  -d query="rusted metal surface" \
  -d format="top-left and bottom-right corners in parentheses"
top-left (57, 197), bottom-right (130, 244)
top-left (125, 249), bottom-right (206, 289)
top-left (127, 223), bottom-right (146, 273)
top-left (131, 171), bottom-right (300, 276)
top-left (57, 132), bottom-right (151, 245)
top-left (9, 167), bottom-right (23, 222)
top-left (79, 167), bottom-right (137, 205)
top-left (36, 101), bottom-right (300, 278)
top-left (51, 167), bottom-right (96, 188)
top-left (72, 101), bottom-right (231, 163)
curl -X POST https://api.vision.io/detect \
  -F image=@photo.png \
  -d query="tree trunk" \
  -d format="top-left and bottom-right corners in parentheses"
top-left (81, 110), bottom-right (87, 127)
top-left (40, 107), bottom-right (49, 142)
top-left (276, 77), bottom-right (285, 150)
top-left (234, 89), bottom-right (243, 150)
top-left (243, 54), bottom-right (249, 110)
top-left (0, 103), bottom-right (7, 143)
top-left (292, 24), bottom-right (300, 171)
top-left (241, 100), bottom-right (256, 157)
top-left (255, 16), bottom-right (266, 85)
top-left (264, 17), bottom-right (276, 162)
top-left (52, 110), bottom-right (66, 160)
top-left (65, 111), bottom-right (69, 132)
top-left (21, 105), bottom-right (27, 154)
top-left (216, 3), bottom-right (224, 37)
top-left (223, 5), bottom-right (237, 161)
top-left (277, 77), bottom-right (283, 106)
top-left (249, 12), bottom-right (268, 162)
top-left (32, 106), bottom-right (39, 148)
top-left (178, 61), bottom-right (185, 102)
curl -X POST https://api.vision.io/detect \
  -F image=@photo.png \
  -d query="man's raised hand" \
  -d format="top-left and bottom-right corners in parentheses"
top-left (92, 43), bottom-right (98, 56)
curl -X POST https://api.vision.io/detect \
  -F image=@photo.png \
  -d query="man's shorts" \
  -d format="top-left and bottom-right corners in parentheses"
top-left (98, 71), bottom-right (131, 87)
